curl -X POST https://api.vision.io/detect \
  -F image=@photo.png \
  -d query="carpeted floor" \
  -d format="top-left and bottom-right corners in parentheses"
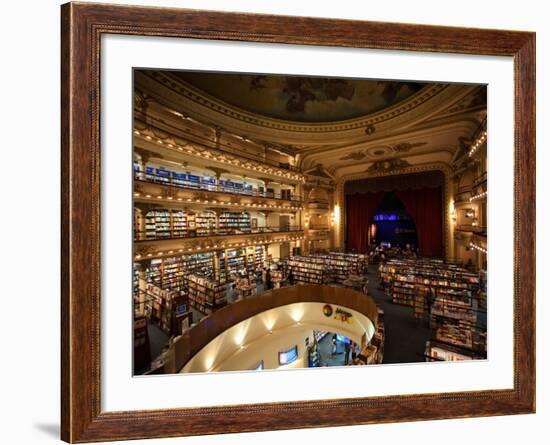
top-left (365, 263), bottom-right (431, 364)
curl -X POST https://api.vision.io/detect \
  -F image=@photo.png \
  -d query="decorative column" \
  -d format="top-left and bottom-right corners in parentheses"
top-left (447, 174), bottom-right (456, 261)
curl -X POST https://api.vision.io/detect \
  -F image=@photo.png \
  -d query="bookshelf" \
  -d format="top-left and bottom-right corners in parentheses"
top-left (133, 263), bottom-right (140, 298)
top-left (145, 260), bottom-right (162, 288)
top-left (162, 257), bottom-right (186, 295)
top-left (142, 283), bottom-right (188, 335)
top-left (224, 248), bottom-right (247, 278)
top-left (219, 211), bottom-right (251, 234)
top-left (145, 209), bottom-right (171, 239)
top-left (140, 253), bottom-right (218, 297)
top-left (195, 211), bottom-right (216, 236)
top-left (425, 340), bottom-right (484, 361)
top-left (185, 274), bottom-right (227, 315)
top-left (172, 210), bottom-right (187, 237)
top-left (311, 252), bottom-right (368, 284)
top-left (379, 259), bottom-right (480, 307)
top-left (187, 252), bottom-right (217, 279)
top-left (353, 307), bottom-right (385, 365)
top-left (254, 246), bottom-right (265, 272)
top-left (379, 258), bottom-right (487, 359)
top-left (133, 315), bottom-right (151, 372)
top-left (285, 256), bottom-right (325, 284)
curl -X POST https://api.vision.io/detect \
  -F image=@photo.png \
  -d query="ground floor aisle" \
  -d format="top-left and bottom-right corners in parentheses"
top-left (366, 263), bottom-right (430, 364)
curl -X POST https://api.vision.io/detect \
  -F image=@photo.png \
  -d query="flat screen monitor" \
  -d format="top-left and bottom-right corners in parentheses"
top-left (278, 345), bottom-right (298, 365)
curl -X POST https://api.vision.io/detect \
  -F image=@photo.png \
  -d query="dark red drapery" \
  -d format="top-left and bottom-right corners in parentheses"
top-left (345, 192), bottom-right (385, 252)
top-left (396, 187), bottom-right (443, 257)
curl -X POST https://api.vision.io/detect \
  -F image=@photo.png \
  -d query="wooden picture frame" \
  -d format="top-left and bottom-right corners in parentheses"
top-left (61, 2), bottom-right (535, 442)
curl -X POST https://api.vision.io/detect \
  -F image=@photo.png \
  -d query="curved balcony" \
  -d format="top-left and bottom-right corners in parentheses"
top-left (135, 225), bottom-right (304, 242)
top-left (167, 284), bottom-right (379, 373)
top-left (134, 228), bottom-right (305, 260)
top-left (454, 224), bottom-right (487, 236)
top-left (134, 170), bottom-right (303, 203)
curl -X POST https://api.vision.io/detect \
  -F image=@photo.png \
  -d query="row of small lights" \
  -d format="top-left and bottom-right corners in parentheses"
top-left (468, 130), bottom-right (487, 157)
top-left (134, 236), bottom-right (305, 261)
top-left (133, 192), bottom-right (302, 211)
top-left (469, 191), bottom-right (488, 202)
top-left (469, 241), bottom-right (487, 254)
top-left (134, 129), bottom-right (305, 183)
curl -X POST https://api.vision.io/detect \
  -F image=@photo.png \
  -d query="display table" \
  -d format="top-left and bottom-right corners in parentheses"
top-left (342, 274), bottom-right (368, 294)
top-left (235, 283), bottom-right (257, 300)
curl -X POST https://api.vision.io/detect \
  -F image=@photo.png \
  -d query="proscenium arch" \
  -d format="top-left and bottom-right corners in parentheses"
top-left (335, 163), bottom-right (452, 258)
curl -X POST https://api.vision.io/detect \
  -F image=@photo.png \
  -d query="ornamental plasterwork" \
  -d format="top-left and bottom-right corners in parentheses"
top-left (338, 141), bottom-right (428, 161)
top-left (428, 86), bottom-right (487, 121)
top-left (135, 71), bottom-right (477, 145)
top-left (339, 151), bottom-right (367, 161)
top-left (366, 158), bottom-right (412, 173)
top-left (145, 70), bottom-right (448, 133)
top-left (392, 141), bottom-right (428, 152)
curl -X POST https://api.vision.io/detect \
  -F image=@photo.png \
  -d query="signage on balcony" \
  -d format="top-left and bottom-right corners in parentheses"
top-left (323, 304), bottom-right (354, 323)
top-left (334, 308), bottom-right (354, 324)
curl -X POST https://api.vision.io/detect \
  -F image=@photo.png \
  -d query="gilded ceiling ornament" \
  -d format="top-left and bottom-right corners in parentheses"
top-left (366, 158), bottom-right (411, 173)
top-left (365, 125), bottom-right (376, 135)
top-left (445, 87), bottom-right (487, 114)
top-left (339, 151), bottom-right (366, 161)
top-left (391, 141), bottom-right (427, 152)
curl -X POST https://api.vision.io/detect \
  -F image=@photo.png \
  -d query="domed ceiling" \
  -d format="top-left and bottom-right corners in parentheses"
top-left (172, 71), bottom-right (428, 123)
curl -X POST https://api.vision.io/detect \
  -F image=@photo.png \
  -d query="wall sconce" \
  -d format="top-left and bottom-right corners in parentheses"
top-left (333, 204), bottom-right (341, 226)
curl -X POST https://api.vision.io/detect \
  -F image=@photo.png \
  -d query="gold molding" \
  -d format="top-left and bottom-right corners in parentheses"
top-left (144, 70), bottom-right (450, 133)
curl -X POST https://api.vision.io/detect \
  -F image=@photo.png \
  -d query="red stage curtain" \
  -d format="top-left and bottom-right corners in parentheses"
top-left (396, 187), bottom-right (443, 257)
top-left (345, 192), bottom-right (386, 252)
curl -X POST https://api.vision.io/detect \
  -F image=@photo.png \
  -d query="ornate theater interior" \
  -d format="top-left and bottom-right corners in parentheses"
top-left (132, 70), bottom-right (487, 375)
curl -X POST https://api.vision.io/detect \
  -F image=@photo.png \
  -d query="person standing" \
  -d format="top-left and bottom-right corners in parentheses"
top-left (287, 267), bottom-right (295, 286)
top-left (351, 342), bottom-right (357, 361)
top-left (344, 340), bottom-right (351, 365)
top-left (265, 268), bottom-right (272, 290)
top-left (426, 287), bottom-right (435, 315)
top-left (331, 336), bottom-right (337, 357)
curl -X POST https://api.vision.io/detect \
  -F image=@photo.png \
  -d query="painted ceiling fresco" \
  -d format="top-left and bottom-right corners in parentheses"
top-left (172, 71), bottom-right (430, 123)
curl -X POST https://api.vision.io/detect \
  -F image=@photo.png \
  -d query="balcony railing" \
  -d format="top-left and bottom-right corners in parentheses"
top-left (308, 224), bottom-right (330, 230)
top-left (455, 190), bottom-right (472, 203)
top-left (134, 225), bottom-right (303, 242)
top-left (455, 224), bottom-right (487, 236)
top-left (473, 172), bottom-right (487, 186)
top-left (134, 170), bottom-right (303, 202)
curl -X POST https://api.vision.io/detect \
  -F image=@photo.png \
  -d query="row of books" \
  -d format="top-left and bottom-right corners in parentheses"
top-left (185, 275), bottom-right (227, 315)
top-left (285, 256), bottom-right (326, 284)
top-left (141, 209), bottom-right (217, 239)
top-left (138, 209), bottom-right (268, 240)
top-left (285, 252), bottom-right (369, 285)
top-left (133, 163), bottom-right (296, 200)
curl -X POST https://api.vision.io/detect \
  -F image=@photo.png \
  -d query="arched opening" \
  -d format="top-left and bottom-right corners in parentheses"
top-left (344, 171), bottom-right (444, 257)
top-left (369, 192), bottom-right (418, 248)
